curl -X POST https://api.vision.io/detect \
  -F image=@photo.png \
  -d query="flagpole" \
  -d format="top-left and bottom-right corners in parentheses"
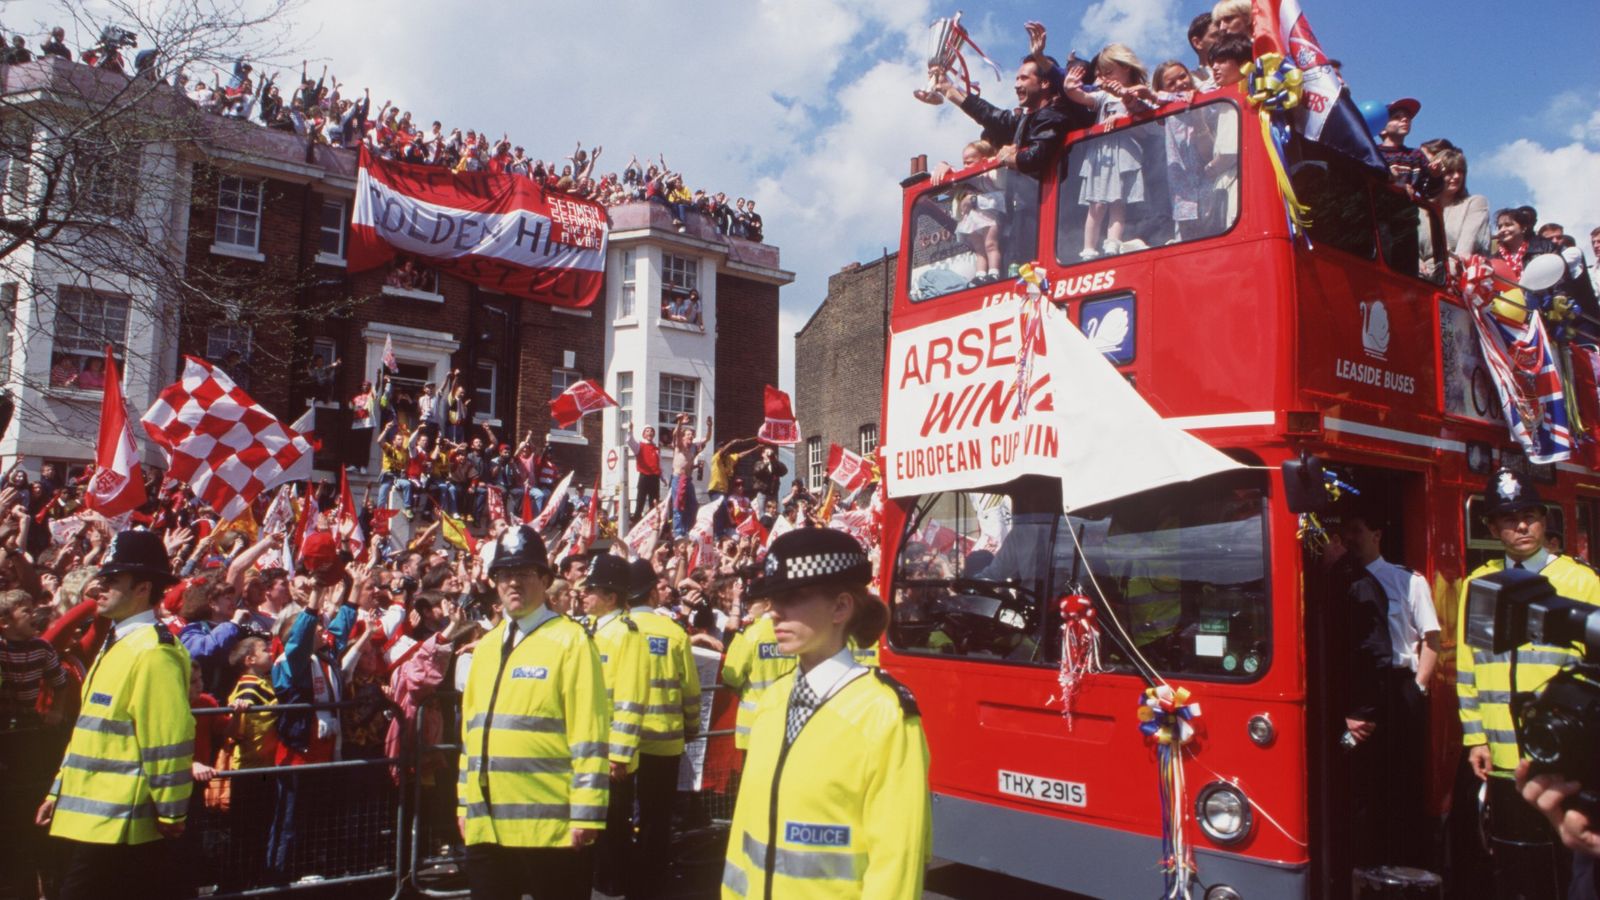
top-left (618, 438), bottom-right (632, 538)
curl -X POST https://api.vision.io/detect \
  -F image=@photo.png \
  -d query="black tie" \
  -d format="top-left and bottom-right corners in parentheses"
top-left (504, 621), bottom-right (520, 654)
top-left (1514, 561), bottom-right (1525, 570)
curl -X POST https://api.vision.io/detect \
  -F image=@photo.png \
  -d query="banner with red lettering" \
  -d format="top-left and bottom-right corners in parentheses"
top-left (883, 297), bottom-right (1240, 510)
top-left (351, 146), bottom-right (608, 308)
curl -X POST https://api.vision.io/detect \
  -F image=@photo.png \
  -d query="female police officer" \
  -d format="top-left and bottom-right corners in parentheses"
top-left (722, 527), bottom-right (931, 899)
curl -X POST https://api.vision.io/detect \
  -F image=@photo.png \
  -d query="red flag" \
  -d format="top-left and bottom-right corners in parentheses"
top-left (486, 485), bottom-right (508, 524)
top-left (140, 356), bottom-right (315, 520)
top-left (757, 385), bottom-right (800, 445)
top-left (549, 379), bottom-right (616, 429)
top-left (85, 348), bottom-right (147, 519)
top-left (826, 443), bottom-right (873, 493)
top-left (736, 505), bottom-right (769, 543)
top-left (351, 147), bottom-right (608, 308)
top-left (381, 333), bottom-right (398, 373)
top-left (335, 468), bottom-right (365, 560)
top-left (521, 484), bottom-right (534, 524)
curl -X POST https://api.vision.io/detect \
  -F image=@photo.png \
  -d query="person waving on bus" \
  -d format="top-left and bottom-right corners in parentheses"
top-left (721, 527), bottom-right (931, 900)
top-left (1457, 468), bottom-right (1600, 899)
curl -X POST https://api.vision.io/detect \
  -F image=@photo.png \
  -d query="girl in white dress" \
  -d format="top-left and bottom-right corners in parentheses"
top-left (1064, 44), bottom-right (1156, 260)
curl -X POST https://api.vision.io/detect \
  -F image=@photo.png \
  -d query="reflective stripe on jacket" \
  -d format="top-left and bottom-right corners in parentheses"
top-left (458, 615), bottom-right (609, 848)
top-left (630, 606), bottom-right (702, 756)
top-left (50, 624), bottom-right (194, 845)
top-left (1456, 555), bottom-right (1600, 770)
top-left (721, 670), bottom-right (931, 900)
top-left (721, 617), bottom-right (795, 750)
top-left (592, 612), bottom-right (648, 772)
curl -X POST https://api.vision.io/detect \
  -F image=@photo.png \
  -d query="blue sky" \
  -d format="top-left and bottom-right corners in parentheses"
top-left (8, 0), bottom-right (1599, 390)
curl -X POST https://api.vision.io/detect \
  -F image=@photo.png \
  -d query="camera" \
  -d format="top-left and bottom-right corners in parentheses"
top-left (98, 26), bottom-right (137, 50)
top-left (1467, 569), bottom-right (1600, 817)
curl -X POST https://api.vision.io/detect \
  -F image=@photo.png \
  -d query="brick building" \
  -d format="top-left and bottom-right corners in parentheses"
top-left (0, 57), bottom-right (790, 502)
top-left (794, 252), bottom-right (895, 492)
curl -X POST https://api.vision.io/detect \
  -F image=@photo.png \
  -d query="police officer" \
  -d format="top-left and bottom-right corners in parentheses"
top-left (1457, 469), bottom-right (1600, 899)
top-left (35, 530), bottom-right (194, 900)
top-left (626, 557), bottom-right (700, 898)
top-left (582, 552), bottom-right (648, 897)
top-left (722, 528), bottom-right (931, 899)
top-left (721, 595), bottom-right (795, 751)
top-left (458, 524), bottom-right (610, 900)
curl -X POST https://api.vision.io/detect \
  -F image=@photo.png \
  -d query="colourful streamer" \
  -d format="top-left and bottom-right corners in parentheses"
top-left (1012, 262), bottom-right (1051, 417)
top-left (1054, 593), bottom-right (1103, 726)
top-left (1242, 53), bottom-right (1310, 229)
top-left (1137, 685), bottom-right (1202, 899)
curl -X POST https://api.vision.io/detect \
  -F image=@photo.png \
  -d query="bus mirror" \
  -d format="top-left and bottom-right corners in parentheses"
top-left (1281, 455), bottom-right (1329, 514)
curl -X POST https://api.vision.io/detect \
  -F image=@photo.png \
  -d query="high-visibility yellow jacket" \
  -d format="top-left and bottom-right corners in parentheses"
top-left (629, 607), bottom-right (702, 756)
top-left (850, 640), bottom-right (880, 669)
top-left (1457, 555), bottom-right (1600, 772)
top-left (50, 622), bottom-right (194, 845)
top-left (593, 610), bottom-right (648, 773)
top-left (722, 669), bottom-right (931, 900)
top-left (721, 616), bottom-right (796, 750)
top-left (458, 613), bottom-right (610, 848)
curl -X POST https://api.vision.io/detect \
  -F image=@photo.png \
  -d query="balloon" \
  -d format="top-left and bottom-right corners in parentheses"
top-left (1357, 100), bottom-right (1388, 139)
top-left (1520, 253), bottom-right (1567, 292)
top-left (1492, 288), bottom-right (1529, 325)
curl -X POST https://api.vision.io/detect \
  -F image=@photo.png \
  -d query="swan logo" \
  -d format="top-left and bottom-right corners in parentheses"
top-left (1080, 296), bottom-right (1135, 365)
top-left (1361, 300), bottom-right (1391, 359)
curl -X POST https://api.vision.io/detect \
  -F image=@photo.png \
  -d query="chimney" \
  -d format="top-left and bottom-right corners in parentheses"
top-left (909, 154), bottom-right (927, 177)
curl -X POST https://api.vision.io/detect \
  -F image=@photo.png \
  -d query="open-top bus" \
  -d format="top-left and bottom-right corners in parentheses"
top-left (877, 87), bottom-right (1595, 899)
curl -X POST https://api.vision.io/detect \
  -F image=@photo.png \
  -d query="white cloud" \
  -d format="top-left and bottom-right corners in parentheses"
top-left (1483, 138), bottom-right (1600, 247)
top-left (1074, 0), bottom-right (1185, 65)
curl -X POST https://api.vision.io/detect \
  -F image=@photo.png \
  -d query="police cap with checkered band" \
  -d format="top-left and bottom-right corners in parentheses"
top-left (749, 526), bottom-right (873, 600)
top-left (1481, 467), bottom-right (1544, 518)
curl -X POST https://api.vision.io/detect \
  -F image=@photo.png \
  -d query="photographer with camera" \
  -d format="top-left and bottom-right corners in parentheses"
top-left (1458, 469), bottom-right (1600, 899)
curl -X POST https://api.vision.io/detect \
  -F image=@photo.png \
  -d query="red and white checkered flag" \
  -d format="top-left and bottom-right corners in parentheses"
top-left (140, 356), bottom-right (315, 520)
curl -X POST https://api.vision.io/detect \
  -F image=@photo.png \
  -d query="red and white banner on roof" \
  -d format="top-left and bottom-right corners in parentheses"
top-left (350, 147), bottom-right (608, 308)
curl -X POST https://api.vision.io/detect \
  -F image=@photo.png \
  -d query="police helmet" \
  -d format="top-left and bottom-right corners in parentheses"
top-left (1482, 468), bottom-right (1543, 518)
top-left (583, 554), bottom-right (632, 596)
top-left (96, 529), bottom-right (179, 590)
top-left (487, 524), bottom-right (551, 575)
top-left (627, 558), bottom-right (658, 603)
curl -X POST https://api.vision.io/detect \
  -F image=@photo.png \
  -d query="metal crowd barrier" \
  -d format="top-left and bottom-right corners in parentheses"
top-left (8, 686), bottom-right (746, 899)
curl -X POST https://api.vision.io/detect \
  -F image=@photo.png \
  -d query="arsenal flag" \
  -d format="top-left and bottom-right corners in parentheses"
top-left (549, 379), bottom-right (616, 429)
top-left (85, 348), bottom-right (147, 519)
top-left (757, 385), bottom-right (799, 445)
top-left (351, 147), bottom-right (608, 308)
top-left (826, 443), bottom-right (873, 493)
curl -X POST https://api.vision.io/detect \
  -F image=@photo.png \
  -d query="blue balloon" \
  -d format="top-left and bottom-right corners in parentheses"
top-left (1357, 100), bottom-right (1388, 140)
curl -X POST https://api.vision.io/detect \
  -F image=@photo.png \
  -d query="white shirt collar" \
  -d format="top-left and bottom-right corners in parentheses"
top-left (511, 604), bottom-right (556, 634)
top-left (114, 608), bottom-right (159, 642)
top-left (630, 605), bottom-right (655, 616)
top-left (800, 645), bottom-right (867, 701)
top-left (1507, 547), bottom-right (1552, 573)
top-left (595, 608), bottom-right (624, 632)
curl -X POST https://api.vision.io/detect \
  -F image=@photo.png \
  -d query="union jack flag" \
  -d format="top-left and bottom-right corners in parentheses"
top-left (1472, 304), bottom-right (1573, 463)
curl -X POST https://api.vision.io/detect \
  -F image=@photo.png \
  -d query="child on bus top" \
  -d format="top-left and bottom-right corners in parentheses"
top-left (1064, 44), bottom-right (1155, 260)
top-left (950, 140), bottom-right (1006, 286)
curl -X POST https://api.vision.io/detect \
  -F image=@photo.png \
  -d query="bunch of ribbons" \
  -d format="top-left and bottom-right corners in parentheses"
top-left (1013, 262), bottom-right (1051, 417)
top-left (920, 12), bottom-right (1004, 101)
top-left (1137, 684), bottom-right (1202, 899)
top-left (1242, 53), bottom-right (1310, 230)
top-left (1054, 593), bottom-right (1103, 725)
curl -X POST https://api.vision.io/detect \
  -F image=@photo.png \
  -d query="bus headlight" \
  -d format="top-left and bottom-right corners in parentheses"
top-left (1246, 714), bottom-right (1275, 746)
top-left (1195, 782), bottom-right (1253, 845)
top-left (1203, 887), bottom-right (1242, 900)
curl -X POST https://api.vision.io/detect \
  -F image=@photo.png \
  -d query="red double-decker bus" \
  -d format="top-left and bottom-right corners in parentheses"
top-left (877, 88), bottom-right (1598, 898)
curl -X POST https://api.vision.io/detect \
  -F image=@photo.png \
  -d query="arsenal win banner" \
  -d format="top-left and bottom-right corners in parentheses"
top-left (350, 147), bottom-right (608, 308)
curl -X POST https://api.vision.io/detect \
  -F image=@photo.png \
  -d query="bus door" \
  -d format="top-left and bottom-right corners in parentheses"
top-left (1304, 462), bottom-right (1433, 894)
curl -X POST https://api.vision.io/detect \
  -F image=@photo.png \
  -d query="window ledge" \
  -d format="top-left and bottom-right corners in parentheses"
top-left (381, 285), bottom-right (445, 303)
top-left (613, 316), bottom-right (638, 328)
top-left (553, 306), bottom-right (592, 318)
top-left (45, 386), bottom-right (103, 401)
top-left (473, 415), bottom-right (502, 427)
top-left (549, 432), bottom-right (589, 446)
top-left (209, 243), bottom-right (265, 262)
top-left (659, 319), bottom-right (705, 334)
top-left (314, 252), bottom-right (347, 268)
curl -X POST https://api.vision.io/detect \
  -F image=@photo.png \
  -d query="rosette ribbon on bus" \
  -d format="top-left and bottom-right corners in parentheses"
top-left (350, 146), bottom-right (608, 308)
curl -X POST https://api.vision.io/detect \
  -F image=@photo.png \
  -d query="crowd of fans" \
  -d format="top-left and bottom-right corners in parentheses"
top-left (0, 399), bottom-right (875, 895)
top-left (0, 28), bottom-right (766, 242)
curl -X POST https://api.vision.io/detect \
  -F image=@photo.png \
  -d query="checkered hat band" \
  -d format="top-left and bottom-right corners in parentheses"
top-left (780, 551), bottom-right (867, 581)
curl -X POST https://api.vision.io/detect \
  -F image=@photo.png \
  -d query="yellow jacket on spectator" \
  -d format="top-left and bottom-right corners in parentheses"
top-left (49, 620), bottom-right (195, 845)
top-left (592, 610), bottom-right (648, 774)
top-left (227, 673), bottom-right (278, 768)
top-left (721, 616), bottom-right (796, 750)
top-left (458, 610), bottom-right (610, 847)
top-left (630, 607), bottom-right (701, 756)
top-left (722, 667), bottom-right (931, 900)
top-left (1457, 554), bottom-right (1600, 771)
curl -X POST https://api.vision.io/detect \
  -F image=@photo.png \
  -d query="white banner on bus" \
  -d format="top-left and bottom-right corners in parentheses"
top-left (883, 298), bottom-right (1241, 510)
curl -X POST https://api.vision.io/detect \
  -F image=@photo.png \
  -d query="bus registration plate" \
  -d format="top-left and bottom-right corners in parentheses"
top-left (997, 769), bottom-right (1087, 808)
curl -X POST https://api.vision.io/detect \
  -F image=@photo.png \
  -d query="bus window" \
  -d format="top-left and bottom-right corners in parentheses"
top-left (1289, 141), bottom-right (1377, 260)
top-left (907, 167), bottom-right (1040, 302)
top-left (1374, 186), bottom-right (1447, 284)
top-left (889, 470), bottom-right (1271, 680)
top-left (1055, 101), bottom-right (1241, 265)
